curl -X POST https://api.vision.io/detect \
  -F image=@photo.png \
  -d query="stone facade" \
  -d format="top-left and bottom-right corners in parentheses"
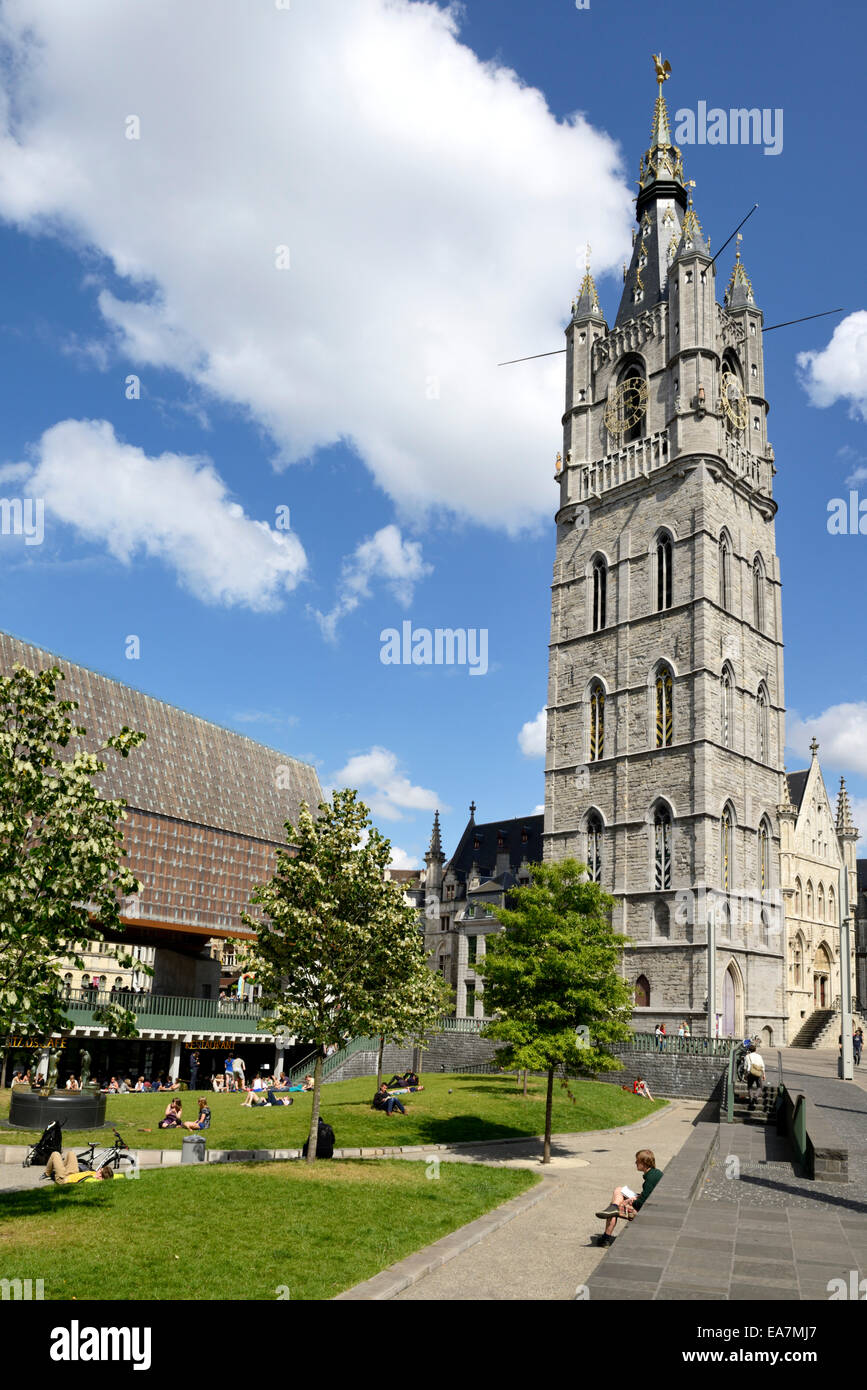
top-left (544, 73), bottom-right (786, 1039)
top-left (416, 809), bottom-right (543, 1017)
top-left (779, 750), bottom-right (858, 1042)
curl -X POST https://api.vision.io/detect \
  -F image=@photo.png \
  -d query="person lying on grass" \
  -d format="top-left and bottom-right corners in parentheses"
top-left (372, 1083), bottom-right (407, 1116)
top-left (44, 1152), bottom-right (115, 1184)
top-left (595, 1148), bottom-right (663, 1247)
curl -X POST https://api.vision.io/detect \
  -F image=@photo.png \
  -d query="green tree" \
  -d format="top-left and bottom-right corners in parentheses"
top-left (245, 789), bottom-right (447, 1162)
top-left (0, 664), bottom-right (146, 1040)
top-left (479, 859), bottom-right (634, 1163)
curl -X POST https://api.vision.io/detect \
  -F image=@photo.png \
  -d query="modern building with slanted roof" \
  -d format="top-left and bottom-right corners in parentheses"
top-left (0, 629), bottom-right (322, 1085)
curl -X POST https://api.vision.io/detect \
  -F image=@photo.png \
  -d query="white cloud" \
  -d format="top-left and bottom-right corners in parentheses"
top-left (797, 311), bottom-right (867, 418)
top-left (533, 804), bottom-right (545, 815)
top-left (332, 745), bottom-right (443, 822)
top-left (849, 797), bottom-right (867, 854)
top-left (388, 846), bottom-right (419, 871)
top-left (0, 0), bottom-right (632, 531)
top-left (786, 703), bottom-right (867, 778)
top-left (311, 524), bottom-right (431, 639)
top-left (519, 707), bottom-right (547, 758)
top-left (21, 418), bottom-right (307, 609)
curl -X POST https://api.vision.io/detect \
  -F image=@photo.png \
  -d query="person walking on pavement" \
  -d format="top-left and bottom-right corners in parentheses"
top-left (189, 1051), bottom-right (199, 1091)
top-left (854, 1029), bottom-right (863, 1067)
top-left (232, 1053), bottom-right (246, 1091)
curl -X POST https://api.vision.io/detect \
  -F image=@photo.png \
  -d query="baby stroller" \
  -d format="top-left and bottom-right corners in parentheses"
top-left (23, 1119), bottom-right (64, 1169)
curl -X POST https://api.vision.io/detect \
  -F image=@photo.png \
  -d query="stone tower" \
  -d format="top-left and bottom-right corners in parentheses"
top-left (544, 57), bottom-right (786, 1039)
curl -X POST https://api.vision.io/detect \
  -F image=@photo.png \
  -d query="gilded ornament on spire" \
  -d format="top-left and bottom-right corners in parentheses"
top-left (724, 233), bottom-right (755, 306)
top-left (681, 179), bottom-right (704, 244)
top-left (573, 242), bottom-right (601, 316)
top-left (640, 53), bottom-right (684, 193)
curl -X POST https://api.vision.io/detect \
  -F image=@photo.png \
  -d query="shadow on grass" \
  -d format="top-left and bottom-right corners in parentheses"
top-left (0, 1184), bottom-right (112, 1219)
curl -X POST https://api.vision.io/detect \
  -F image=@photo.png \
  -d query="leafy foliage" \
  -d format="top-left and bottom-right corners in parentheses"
top-left (0, 664), bottom-right (146, 1039)
top-left (244, 788), bottom-right (448, 1157)
top-left (480, 859), bottom-right (634, 1075)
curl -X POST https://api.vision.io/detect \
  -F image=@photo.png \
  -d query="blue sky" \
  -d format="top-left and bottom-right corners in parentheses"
top-left (0, 0), bottom-right (865, 865)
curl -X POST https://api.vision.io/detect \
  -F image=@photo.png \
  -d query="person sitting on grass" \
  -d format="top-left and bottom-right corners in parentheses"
top-left (595, 1149), bottom-right (663, 1247)
top-left (45, 1152), bottom-right (115, 1184)
top-left (158, 1099), bottom-right (183, 1128)
top-left (372, 1082), bottom-right (407, 1116)
top-left (181, 1098), bottom-right (211, 1131)
top-left (632, 1077), bottom-right (654, 1100)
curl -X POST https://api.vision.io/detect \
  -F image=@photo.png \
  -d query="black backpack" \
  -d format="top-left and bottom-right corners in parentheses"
top-left (302, 1118), bottom-right (335, 1159)
top-left (25, 1120), bottom-right (64, 1167)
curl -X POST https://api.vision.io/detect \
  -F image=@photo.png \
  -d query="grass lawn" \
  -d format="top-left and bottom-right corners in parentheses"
top-left (1, 1072), bottom-right (663, 1151)
top-left (0, 1160), bottom-right (539, 1300)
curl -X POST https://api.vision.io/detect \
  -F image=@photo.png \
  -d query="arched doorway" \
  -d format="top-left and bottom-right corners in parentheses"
top-left (634, 974), bottom-right (650, 1008)
top-left (813, 944), bottom-right (831, 1008)
top-left (722, 962), bottom-right (743, 1038)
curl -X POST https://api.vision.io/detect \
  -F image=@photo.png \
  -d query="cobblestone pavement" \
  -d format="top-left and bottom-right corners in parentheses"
top-left (702, 1053), bottom-right (867, 1213)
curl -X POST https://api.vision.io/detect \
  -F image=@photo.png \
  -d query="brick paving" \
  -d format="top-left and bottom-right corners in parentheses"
top-left (589, 1049), bottom-right (867, 1301)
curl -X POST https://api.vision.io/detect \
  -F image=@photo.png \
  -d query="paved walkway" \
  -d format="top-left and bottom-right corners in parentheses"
top-left (392, 1100), bottom-right (703, 1300)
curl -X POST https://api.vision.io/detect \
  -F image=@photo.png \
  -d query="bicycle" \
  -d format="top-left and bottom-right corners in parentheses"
top-left (76, 1127), bottom-right (138, 1174)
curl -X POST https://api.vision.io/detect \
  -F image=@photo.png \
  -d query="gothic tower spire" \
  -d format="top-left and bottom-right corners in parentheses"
top-left (615, 53), bottom-right (687, 327)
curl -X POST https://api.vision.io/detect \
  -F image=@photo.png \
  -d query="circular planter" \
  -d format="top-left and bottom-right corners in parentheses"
top-left (7, 1088), bottom-right (107, 1130)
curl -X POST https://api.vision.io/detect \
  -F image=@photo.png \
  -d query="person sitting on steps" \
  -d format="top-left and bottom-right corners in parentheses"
top-left (595, 1149), bottom-right (664, 1247)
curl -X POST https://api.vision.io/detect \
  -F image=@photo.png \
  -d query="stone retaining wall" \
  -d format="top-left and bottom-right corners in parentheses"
top-left (593, 1047), bottom-right (729, 1101)
top-left (325, 1033), bottom-right (502, 1084)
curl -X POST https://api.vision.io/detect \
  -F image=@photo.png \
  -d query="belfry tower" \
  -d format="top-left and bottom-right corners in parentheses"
top-left (544, 56), bottom-right (786, 1039)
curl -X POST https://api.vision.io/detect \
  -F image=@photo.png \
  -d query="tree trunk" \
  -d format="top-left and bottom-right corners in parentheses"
top-left (522, 1068), bottom-right (528, 1098)
top-left (376, 1036), bottom-right (385, 1091)
top-left (542, 1066), bottom-right (554, 1164)
top-left (305, 1047), bottom-right (325, 1165)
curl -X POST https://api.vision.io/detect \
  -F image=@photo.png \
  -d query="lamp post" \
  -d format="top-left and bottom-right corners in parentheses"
top-left (839, 860), bottom-right (854, 1081)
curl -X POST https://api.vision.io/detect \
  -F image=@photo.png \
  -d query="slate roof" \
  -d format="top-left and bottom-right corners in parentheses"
top-left (0, 630), bottom-right (322, 843)
top-left (787, 771), bottom-right (810, 812)
top-left (445, 814), bottom-right (544, 887)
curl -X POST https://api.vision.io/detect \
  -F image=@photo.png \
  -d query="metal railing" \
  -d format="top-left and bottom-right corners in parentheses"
top-left (627, 1031), bottom-right (735, 1057)
top-left (60, 988), bottom-right (267, 1034)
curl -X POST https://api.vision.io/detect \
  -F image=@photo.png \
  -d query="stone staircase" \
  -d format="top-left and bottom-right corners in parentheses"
top-left (731, 1080), bottom-right (777, 1126)
top-left (789, 1008), bottom-right (867, 1050)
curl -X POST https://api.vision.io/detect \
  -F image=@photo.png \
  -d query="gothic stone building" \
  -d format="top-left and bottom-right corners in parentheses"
top-left (544, 64), bottom-right (788, 1039)
top-left (421, 808), bottom-right (543, 1018)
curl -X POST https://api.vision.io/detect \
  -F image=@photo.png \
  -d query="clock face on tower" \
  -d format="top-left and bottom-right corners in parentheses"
top-left (721, 371), bottom-right (748, 432)
top-left (604, 376), bottom-right (648, 438)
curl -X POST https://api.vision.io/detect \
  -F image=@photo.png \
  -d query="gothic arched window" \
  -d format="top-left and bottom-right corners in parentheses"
top-left (655, 665), bottom-right (674, 748)
top-left (720, 665), bottom-right (734, 749)
top-left (756, 685), bottom-right (769, 763)
top-left (654, 804), bottom-right (672, 889)
top-left (795, 877), bottom-right (803, 916)
top-left (758, 819), bottom-right (770, 895)
top-left (592, 557), bottom-right (607, 632)
top-left (589, 682), bottom-right (605, 762)
top-left (635, 974), bottom-right (651, 1008)
top-left (806, 880), bottom-right (814, 918)
top-left (720, 804), bottom-right (734, 892)
top-left (793, 937), bottom-right (803, 986)
top-left (753, 556), bottom-right (766, 632)
top-left (818, 884), bottom-right (825, 921)
top-left (656, 532), bottom-right (673, 612)
top-left (719, 532), bottom-right (732, 610)
top-left (829, 884), bottom-right (836, 924)
top-left (586, 812), bottom-right (603, 884)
